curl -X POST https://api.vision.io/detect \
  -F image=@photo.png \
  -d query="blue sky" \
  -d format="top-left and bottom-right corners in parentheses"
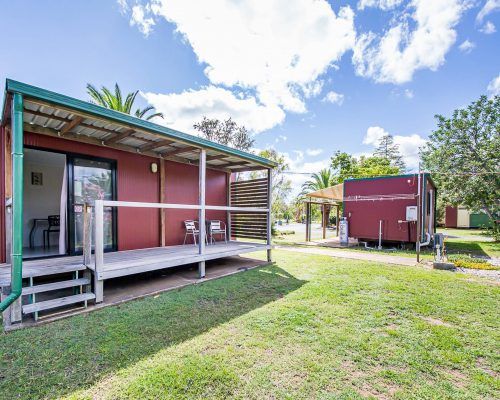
top-left (1, 0), bottom-right (499, 192)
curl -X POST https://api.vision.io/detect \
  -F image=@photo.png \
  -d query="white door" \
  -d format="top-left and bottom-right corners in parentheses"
top-left (456, 207), bottom-right (469, 228)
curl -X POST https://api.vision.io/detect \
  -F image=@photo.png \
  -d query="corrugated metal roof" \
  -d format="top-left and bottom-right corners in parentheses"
top-left (2, 79), bottom-right (276, 170)
top-left (306, 183), bottom-right (343, 202)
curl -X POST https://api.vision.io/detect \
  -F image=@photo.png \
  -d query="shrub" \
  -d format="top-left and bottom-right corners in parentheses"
top-left (448, 254), bottom-right (498, 270)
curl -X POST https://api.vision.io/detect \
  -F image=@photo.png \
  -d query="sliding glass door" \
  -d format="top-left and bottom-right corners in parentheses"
top-left (68, 156), bottom-right (116, 254)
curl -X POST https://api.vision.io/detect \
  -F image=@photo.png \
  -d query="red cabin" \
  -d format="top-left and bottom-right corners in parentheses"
top-left (0, 80), bottom-right (274, 329)
top-left (343, 174), bottom-right (436, 245)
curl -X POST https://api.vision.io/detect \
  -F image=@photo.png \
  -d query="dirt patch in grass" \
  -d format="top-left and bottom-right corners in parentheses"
top-left (476, 357), bottom-right (499, 379)
top-left (421, 316), bottom-right (454, 327)
top-left (442, 368), bottom-right (469, 389)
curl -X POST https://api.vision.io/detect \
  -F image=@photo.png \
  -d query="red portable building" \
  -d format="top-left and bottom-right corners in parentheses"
top-left (343, 174), bottom-right (436, 245)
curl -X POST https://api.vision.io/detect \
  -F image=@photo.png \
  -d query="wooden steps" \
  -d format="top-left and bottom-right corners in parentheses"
top-left (22, 293), bottom-right (95, 314)
top-left (22, 278), bottom-right (90, 295)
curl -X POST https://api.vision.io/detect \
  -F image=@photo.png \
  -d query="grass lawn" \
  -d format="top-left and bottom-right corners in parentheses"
top-left (275, 227), bottom-right (499, 261)
top-left (1, 250), bottom-right (499, 399)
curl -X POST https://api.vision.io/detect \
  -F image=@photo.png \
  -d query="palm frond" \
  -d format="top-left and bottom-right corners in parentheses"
top-left (124, 91), bottom-right (139, 114)
top-left (86, 83), bottom-right (107, 107)
top-left (145, 112), bottom-right (164, 121)
top-left (135, 105), bottom-right (154, 119)
top-left (114, 83), bottom-right (123, 111)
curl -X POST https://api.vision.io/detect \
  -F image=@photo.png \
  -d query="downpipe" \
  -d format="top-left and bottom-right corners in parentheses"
top-left (0, 93), bottom-right (23, 312)
top-left (418, 189), bottom-right (433, 248)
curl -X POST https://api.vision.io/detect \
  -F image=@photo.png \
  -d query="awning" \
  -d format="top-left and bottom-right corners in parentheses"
top-left (1, 79), bottom-right (276, 173)
top-left (306, 183), bottom-right (343, 202)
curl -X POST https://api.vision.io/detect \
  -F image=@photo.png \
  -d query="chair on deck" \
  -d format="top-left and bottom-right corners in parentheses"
top-left (208, 220), bottom-right (227, 244)
top-left (183, 220), bottom-right (208, 245)
top-left (43, 215), bottom-right (60, 249)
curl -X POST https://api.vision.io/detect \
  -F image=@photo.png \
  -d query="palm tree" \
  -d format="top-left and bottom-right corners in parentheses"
top-left (300, 168), bottom-right (336, 227)
top-left (300, 168), bottom-right (336, 195)
top-left (86, 83), bottom-right (164, 121)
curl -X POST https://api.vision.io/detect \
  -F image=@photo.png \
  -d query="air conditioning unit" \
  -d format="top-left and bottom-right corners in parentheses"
top-left (406, 206), bottom-right (418, 221)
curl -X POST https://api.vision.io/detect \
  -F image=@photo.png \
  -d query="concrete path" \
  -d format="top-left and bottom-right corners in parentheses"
top-left (276, 245), bottom-right (420, 267)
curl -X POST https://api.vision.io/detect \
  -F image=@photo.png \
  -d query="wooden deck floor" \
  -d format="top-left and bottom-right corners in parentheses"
top-left (0, 241), bottom-right (269, 285)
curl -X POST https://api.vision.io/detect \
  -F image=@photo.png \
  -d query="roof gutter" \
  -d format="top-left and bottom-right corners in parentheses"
top-left (0, 93), bottom-right (23, 312)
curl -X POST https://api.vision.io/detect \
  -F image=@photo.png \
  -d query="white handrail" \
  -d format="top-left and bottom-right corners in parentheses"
top-left (100, 200), bottom-right (269, 213)
top-left (92, 199), bottom-right (270, 274)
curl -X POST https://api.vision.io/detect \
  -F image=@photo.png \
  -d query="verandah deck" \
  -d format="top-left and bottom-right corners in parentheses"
top-left (0, 241), bottom-right (270, 286)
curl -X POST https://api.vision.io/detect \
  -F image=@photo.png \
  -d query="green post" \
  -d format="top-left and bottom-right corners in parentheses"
top-left (0, 92), bottom-right (23, 312)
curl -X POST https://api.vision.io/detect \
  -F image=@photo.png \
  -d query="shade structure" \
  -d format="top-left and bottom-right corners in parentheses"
top-left (306, 183), bottom-right (343, 202)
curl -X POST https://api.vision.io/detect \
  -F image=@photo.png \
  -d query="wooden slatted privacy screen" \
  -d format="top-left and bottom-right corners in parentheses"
top-left (230, 177), bottom-right (269, 240)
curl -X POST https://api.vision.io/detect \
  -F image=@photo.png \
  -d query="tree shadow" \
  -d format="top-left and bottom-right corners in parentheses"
top-left (446, 241), bottom-right (490, 258)
top-left (0, 263), bottom-right (305, 399)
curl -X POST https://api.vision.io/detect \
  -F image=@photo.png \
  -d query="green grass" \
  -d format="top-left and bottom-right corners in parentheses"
top-left (1, 250), bottom-right (499, 399)
top-left (275, 227), bottom-right (500, 261)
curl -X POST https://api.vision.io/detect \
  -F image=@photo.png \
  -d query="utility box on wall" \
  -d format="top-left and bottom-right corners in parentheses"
top-left (406, 206), bottom-right (417, 221)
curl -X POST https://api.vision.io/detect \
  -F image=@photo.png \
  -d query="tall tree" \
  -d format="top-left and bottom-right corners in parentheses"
top-left (356, 156), bottom-right (400, 177)
top-left (301, 168), bottom-right (336, 194)
top-left (373, 134), bottom-right (406, 171)
top-left (421, 95), bottom-right (499, 226)
top-left (193, 117), bottom-right (254, 151)
top-left (86, 83), bottom-right (163, 120)
top-left (330, 151), bottom-right (359, 182)
top-left (330, 151), bottom-right (400, 181)
top-left (300, 168), bottom-right (336, 227)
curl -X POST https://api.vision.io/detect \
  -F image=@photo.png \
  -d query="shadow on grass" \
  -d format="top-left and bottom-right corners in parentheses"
top-left (446, 241), bottom-right (490, 258)
top-left (0, 264), bottom-right (305, 400)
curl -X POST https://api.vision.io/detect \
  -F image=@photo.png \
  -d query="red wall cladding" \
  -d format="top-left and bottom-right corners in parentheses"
top-left (0, 126), bottom-right (5, 262)
top-left (344, 175), bottom-right (425, 243)
top-left (23, 132), bottom-right (229, 250)
top-left (445, 206), bottom-right (458, 228)
top-left (163, 160), bottom-right (227, 246)
top-left (24, 132), bottom-right (160, 251)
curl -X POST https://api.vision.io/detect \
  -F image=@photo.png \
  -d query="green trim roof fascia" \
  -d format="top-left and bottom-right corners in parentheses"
top-left (4, 79), bottom-right (276, 168)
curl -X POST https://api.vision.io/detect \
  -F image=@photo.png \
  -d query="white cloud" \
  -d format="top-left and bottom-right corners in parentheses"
top-left (363, 126), bottom-right (427, 170)
top-left (487, 74), bottom-right (500, 97)
top-left (480, 21), bottom-right (496, 33)
top-left (358, 0), bottom-right (403, 10)
top-left (353, 0), bottom-right (467, 84)
top-left (306, 148), bottom-right (324, 156)
top-left (323, 90), bottom-right (345, 105)
top-left (282, 152), bottom-right (332, 197)
top-left (458, 39), bottom-right (475, 53)
top-left (130, 4), bottom-right (155, 36)
top-left (404, 89), bottom-right (414, 98)
top-left (275, 135), bottom-right (288, 143)
top-left (476, 0), bottom-right (500, 22)
top-left (141, 86), bottom-right (285, 134)
top-left (142, 0), bottom-right (356, 114)
top-left (117, 0), bottom-right (129, 13)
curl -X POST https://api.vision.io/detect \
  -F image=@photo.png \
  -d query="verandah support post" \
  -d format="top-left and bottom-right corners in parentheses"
top-left (322, 204), bottom-right (326, 239)
top-left (160, 158), bottom-right (166, 247)
top-left (0, 92), bottom-right (24, 316)
top-left (336, 205), bottom-right (340, 237)
top-left (305, 202), bottom-right (310, 242)
top-left (82, 203), bottom-right (93, 295)
top-left (266, 168), bottom-right (272, 262)
top-left (226, 172), bottom-right (232, 242)
top-left (94, 200), bottom-right (104, 302)
top-left (198, 149), bottom-right (206, 278)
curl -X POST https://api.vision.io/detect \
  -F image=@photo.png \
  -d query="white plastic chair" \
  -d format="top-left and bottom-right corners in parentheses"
top-left (208, 220), bottom-right (227, 244)
top-left (183, 220), bottom-right (208, 245)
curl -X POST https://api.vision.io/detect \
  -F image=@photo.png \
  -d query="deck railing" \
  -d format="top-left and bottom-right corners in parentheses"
top-left (89, 199), bottom-right (271, 277)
